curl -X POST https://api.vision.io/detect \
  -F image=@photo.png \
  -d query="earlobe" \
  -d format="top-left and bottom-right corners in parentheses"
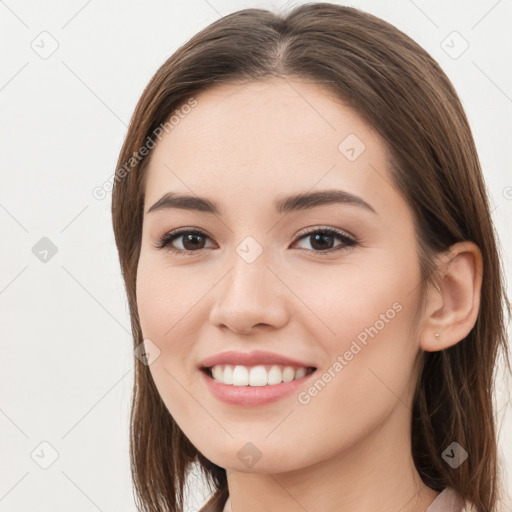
top-left (419, 241), bottom-right (483, 352)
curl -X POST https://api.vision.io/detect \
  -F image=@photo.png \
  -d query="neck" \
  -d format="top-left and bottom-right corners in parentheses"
top-left (223, 403), bottom-right (439, 512)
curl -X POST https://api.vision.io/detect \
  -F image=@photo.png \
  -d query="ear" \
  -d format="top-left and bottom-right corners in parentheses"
top-left (419, 241), bottom-right (483, 352)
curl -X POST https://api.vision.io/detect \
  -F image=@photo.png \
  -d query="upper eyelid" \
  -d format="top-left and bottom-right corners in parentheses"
top-left (295, 225), bottom-right (355, 240)
top-left (164, 225), bottom-right (354, 240)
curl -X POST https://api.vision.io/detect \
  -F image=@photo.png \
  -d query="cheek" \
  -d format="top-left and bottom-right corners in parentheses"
top-left (284, 282), bottom-right (421, 469)
top-left (293, 249), bottom-right (419, 353)
top-left (136, 256), bottom-right (205, 339)
top-left (135, 260), bottom-right (205, 426)
top-left (293, 255), bottom-right (422, 418)
top-left (135, 255), bottom-right (215, 389)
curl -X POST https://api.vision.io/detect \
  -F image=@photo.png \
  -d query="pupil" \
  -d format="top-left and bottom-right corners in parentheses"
top-left (311, 233), bottom-right (333, 250)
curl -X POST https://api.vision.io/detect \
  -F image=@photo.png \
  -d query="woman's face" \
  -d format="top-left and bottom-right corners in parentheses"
top-left (136, 77), bottom-right (425, 473)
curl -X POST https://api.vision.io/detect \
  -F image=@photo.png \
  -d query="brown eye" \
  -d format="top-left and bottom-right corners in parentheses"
top-left (294, 228), bottom-right (356, 253)
top-left (155, 229), bottom-right (214, 253)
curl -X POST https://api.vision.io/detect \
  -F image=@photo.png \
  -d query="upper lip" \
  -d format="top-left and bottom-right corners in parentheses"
top-left (199, 350), bottom-right (316, 369)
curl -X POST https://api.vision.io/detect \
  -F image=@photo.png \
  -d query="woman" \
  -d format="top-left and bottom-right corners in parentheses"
top-left (111, 3), bottom-right (510, 511)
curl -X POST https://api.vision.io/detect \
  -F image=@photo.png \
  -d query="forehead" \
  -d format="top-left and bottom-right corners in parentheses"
top-left (143, 77), bottom-right (393, 214)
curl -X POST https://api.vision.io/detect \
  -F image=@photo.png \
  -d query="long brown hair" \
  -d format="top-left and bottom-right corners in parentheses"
top-left (111, 3), bottom-right (511, 511)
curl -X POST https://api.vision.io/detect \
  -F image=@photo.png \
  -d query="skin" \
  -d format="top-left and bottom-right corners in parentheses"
top-left (136, 77), bottom-right (482, 512)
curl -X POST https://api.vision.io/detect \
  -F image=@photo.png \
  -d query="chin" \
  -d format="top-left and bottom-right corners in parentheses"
top-left (193, 437), bottom-right (320, 475)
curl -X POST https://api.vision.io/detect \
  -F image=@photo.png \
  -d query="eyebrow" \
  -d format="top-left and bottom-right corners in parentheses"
top-left (146, 189), bottom-right (377, 216)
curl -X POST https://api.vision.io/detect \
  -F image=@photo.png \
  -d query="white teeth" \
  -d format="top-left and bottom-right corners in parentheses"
top-left (232, 365), bottom-right (249, 386)
top-left (249, 365), bottom-right (267, 386)
top-left (208, 364), bottom-right (312, 386)
top-left (282, 367), bottom-right (295, 383)
top-left (295, 367), bottom-right (307, 379)
top-left (267, 365), bottom-right (282, 385)
top-left (212, 365), bottom-right (224, 382)
top-left (224, 364), bottom-right (233, 384)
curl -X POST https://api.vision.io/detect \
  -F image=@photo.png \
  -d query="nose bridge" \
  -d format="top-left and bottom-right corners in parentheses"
top-left (209, 233), bottom-right (288, 332)
top-left (225, 234), bottom-right (273, 301)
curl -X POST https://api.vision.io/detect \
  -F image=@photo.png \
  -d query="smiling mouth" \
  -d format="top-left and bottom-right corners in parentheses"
top-left (201, 364), bottom-right (317, 386)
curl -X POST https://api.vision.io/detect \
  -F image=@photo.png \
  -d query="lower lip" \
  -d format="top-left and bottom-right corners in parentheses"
top-left (199, 368), bottom-right (316, 406)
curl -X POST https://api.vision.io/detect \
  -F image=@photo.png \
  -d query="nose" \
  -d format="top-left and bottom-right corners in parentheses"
top-left (208, 249), bottom-right (289, 335)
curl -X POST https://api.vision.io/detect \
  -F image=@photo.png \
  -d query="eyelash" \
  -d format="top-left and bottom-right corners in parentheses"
top-left (154, 226), bottom-right (357, 256)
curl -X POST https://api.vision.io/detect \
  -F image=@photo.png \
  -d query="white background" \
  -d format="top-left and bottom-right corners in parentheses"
top-left (1, 1), bottom-right (511, 511)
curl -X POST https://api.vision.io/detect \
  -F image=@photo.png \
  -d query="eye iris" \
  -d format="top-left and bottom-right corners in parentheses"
top-left (310, 232), bottom-right (335, 250)
top-left (183, 233), bottom-right (205, 250)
